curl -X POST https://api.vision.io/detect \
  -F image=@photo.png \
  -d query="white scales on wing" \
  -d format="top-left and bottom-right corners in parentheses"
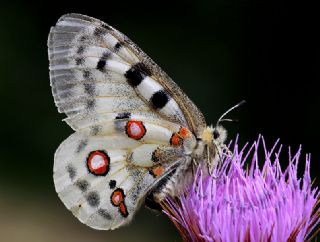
top-left (48, 13), bottom-right (230, 230)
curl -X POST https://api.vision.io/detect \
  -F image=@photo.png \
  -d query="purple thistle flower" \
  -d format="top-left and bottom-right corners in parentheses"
top-left (162, 136), bottom-right (320, 242)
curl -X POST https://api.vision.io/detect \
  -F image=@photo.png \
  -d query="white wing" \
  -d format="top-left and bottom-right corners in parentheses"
top-left (54, 119), bottom-right (186, 230)
top-left (48, 13), bottom-right (202, 230)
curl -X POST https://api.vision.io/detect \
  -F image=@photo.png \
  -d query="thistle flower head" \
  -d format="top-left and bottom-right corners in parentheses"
top-left (162, 136), bottom-right (320, 242)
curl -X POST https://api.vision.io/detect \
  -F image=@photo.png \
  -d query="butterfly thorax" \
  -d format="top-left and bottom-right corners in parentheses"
top-left (201, 126), bottom-right (215, 144)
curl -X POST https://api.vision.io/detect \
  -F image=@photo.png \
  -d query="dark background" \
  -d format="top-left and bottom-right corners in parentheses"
top-left (0, 1), bottom-right (319, 241)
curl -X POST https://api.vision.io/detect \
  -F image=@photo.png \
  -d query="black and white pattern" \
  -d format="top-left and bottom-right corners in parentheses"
top-left (48, 13), bottom-right (205, 132)
top-left (49, 14), bottom-right (226, 231)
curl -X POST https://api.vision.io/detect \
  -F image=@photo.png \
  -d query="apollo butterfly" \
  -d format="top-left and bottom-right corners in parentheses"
top-left (48, 14), bottom-right (237, 230)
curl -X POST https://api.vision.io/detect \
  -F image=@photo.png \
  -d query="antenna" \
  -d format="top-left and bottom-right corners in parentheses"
top-left (216, 100), bottom-right (246, 126)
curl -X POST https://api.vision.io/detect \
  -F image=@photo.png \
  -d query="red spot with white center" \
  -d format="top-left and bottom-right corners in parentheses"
top-left (87, 150), bottom-right (110, 176)
top-left (111, 189), bottom-right (124, 206)
top-left (110, 188), bottom-right (129, 217)
top-left (126, 120), bottom-right (146, 140)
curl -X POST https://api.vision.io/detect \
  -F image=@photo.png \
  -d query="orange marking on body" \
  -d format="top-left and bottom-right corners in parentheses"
top-left (170, 133), bottom-right (182, 146)
top-left (179, 127), bottom-right (190, 138)
top-left (152, 166), bottom-right (164, 177)
top-left (119, 203), bottom-right (128, 217)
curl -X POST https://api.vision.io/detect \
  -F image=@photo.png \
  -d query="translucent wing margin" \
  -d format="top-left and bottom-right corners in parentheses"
top-left (48, 13), bottom-right (206, 135)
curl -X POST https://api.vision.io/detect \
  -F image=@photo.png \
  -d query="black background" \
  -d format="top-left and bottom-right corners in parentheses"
top-left (0, 1), bottom-right (319, 241)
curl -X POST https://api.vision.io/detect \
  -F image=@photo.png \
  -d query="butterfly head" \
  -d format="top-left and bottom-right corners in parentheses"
top-left (201, 125), bottom-right (227, 146)
top-left (196, 125), bottom-right (227, 174)
top-left (201, 125), bottom-right (227, 161)
top-left (213, 125), bottom-right (227, 146)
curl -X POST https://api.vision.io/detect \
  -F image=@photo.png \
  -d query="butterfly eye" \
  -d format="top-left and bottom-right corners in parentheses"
top-left (213, 129), bottom-right (220, 140)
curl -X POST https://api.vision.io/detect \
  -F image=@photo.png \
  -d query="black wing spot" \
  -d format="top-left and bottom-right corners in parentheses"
top-left (109, 180), bottom-right (116, 189)
top-left (125, 63), bottom-right (151, 87)
top-left (86, 191), bottom-right (100, 207)
top-left (86, 99), bottom-right (96, 110)
top-left (98, 209), bottom-right (112, 220)
top-left (66, 165), bottom-right (76, 180)
top-left (76, 179), bottom-right (90, 192)
top-left (97, 59), bottom-right (106, 71)
top-left (75, 57), bottom-right (84, 65)
top-left (115, 112), bottom-right (131, 120)
top-left (96, 52), bottom-right (111, 72)
top-left (77, 46), bottom-right (85, 55)
top-left (125, 67), bottom-right (143, 87)
top-left (114, 42), bottom-right (122, 51)
top-left (76, 139), bottom-right (88, 153)
top-left (83, 70), bottom-right (92, 80)
top-left (150, 90), bottom-right (170, 109)
top-left (83, 83), bottom-right (96, 96)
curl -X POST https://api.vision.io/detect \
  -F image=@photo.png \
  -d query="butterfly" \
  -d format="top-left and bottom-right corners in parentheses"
top-left (48, 13), bottom-right (240, 230)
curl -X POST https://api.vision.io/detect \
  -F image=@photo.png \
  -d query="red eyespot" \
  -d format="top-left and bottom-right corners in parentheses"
top-left (87, 150), bottom-right (110, 176)
top-left (126, 121), bottom-right (146, 140)
top-left (111, 188), bottom-right (125, 206)
top-left (110, 188), bottom-right (129, 218)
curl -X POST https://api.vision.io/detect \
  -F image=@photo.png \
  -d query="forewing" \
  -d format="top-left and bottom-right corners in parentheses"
top-left (54, 119), bottom-right (185, 230)
top-left (48, 13), bottom-right (206, 135)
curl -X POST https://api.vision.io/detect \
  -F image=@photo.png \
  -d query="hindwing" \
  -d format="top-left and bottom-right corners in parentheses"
top-left (54, 119), bottom-right (186, 230)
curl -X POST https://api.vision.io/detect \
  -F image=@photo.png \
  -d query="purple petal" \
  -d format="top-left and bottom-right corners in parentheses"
top-left (162, 136), bottom-right (320, 242)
